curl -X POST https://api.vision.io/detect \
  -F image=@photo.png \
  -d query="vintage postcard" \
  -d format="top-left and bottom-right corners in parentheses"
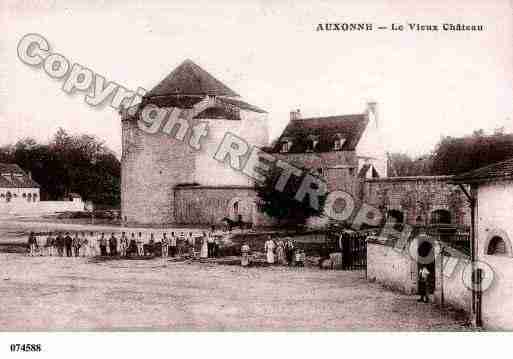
top-left (1, 0), bottom-right (512, 356)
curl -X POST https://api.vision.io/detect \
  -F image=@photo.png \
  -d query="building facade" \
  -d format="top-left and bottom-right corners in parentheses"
top-left (453, 157), bottom-right (513, 330)
top-left (269, 102), bottom-right (387, 196)
top-left (0, 163), bottom-right (40, 206)
top-left (121, 59), bottom-right (269, 225)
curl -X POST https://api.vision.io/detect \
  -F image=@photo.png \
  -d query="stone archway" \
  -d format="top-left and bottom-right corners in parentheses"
top-left (483, 228), bottom-right (513, 257)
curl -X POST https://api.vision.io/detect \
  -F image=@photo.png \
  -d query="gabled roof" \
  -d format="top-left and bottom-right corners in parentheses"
top-left (271, 114), bottom-right (368, 153)
top-left (0, 163), bottom-right (40, 189)
top-left (146, 59), bottom-right (240, 98)
top-left (452, 157), bottom-right (513, 184)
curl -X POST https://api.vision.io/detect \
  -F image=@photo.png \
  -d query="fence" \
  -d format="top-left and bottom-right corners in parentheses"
top-left (326, 229), bottom-right (371, 270)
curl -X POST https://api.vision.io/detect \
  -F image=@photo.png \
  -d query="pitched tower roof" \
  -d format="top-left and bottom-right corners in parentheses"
top-left (146, 59), bottom-right (240, 98)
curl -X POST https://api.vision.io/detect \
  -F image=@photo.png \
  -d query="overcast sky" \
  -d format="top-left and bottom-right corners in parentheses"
top-left (1, 0), bottom-right (512, 157)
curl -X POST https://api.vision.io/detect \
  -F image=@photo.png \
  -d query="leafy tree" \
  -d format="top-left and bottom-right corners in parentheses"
top-left (3, 129), bottom-right (121, 207)
top-left (256, 165), bottom-right (327, 225)
top-left (388, 152), bottom-right (433, 177)
top-left (431, 130), bottom-right (513, 175)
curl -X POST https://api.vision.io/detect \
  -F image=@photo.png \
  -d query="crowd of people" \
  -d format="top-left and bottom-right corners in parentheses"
top-left (25, 229), bottom-right (308, 267)
top-left (241, 236), bottom-right (306, 267)
top-left (26, 227), bottom-right (222, 259)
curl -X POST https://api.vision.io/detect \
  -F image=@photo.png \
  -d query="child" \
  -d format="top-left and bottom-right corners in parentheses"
top-left (295, 249), bottom-right (306, 267)
top-left (161, 233), bottom-right (169, 259)
top-left (27, 232), bottom-right (37, 256)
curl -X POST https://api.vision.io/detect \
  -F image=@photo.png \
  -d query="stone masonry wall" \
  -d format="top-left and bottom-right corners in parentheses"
top-left (363, 176), bottom-right (470, 226)
top-left (174, 186), bottom-right (257, 225)
top-left (121, 118), bottom-right (195, 225)
top-left (275, 151), bottom-right (359, 194)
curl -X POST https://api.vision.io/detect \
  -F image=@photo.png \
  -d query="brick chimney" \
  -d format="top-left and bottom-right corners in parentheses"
top-left (366, 101), bottom-right (378, 128)
top-left (290, 109), bottom-right (301, 121)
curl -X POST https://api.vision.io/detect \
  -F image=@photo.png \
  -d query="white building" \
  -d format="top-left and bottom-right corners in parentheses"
top-left (0, 163), bottom-right (40, 206)
top-left (453, 157), bottom-right (513, 329)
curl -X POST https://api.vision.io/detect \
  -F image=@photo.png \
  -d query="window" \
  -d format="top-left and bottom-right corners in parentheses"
top-left (233, 201), bottom-right (239, 215)
top-left (306, 135), bottom-right (319, 152)
top-left (27, 193), bottom-right (32, 202)
top-left (281, 140), bottom-right (292, 153)
top-left (431, 209), bottom-right (451, 225)
top-left (6, 191), bottom-right (11, 202)
top-left (333, 133), bottom-right (346, 151)
top-left (487, 236), bottom-right (508, 256)
top-left (316, 168), bottom-right (323, 176)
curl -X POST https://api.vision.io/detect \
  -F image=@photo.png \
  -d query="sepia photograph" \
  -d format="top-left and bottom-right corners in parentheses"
top-left (1, 0), bottom-right (513, 356)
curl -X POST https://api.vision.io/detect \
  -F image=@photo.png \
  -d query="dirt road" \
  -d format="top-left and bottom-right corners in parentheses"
top-left (0, 253), bottom-right (470, 331)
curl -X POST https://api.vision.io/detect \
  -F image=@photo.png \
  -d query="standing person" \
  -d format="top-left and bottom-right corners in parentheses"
top-left (64, 232), bottom-right (73, 257)
top-left (207, 231), bottom-right (215, 258)
top-left (45, 232), bottom-right (55, 256)
top-left (418, 266), bottom-right (431, 303)
top-left (35, 233), bottom-right (44, 256)
top-left (177, 232), bottom-right (185, 257)
top-left (129, 233), bottom-right (137, 257)
top-left (27, 232), bottom-right (37, 256)
top-left (276, 239), bottom-right (286, 265)
top-left (200, 232), bottom-right (208, 259)
top-left (169, 232), bottom-right (177, 257)
top-left (147, 233), bottom-right (155, 256)
top-left (56, 232), bottom-right (64, 257)
top-left (264, 236), bottom-right (276, 265)
top-left (285, 237), bottom-right (295, 266)
top-left (80, 232), bottom-right (88, 257)
top-left (88, 232), bottom-right (96, 257)
top-left (99, 233), bottom-right (107, 256)
top-left (109, 233), bottom-right (118, 256)
top-left (295, 248), bottom-right (305, 267)
top-left (136, 232), bottom-right (144, 257)
top-left (241, 242), bottom-right (251, 267)
top-left (119, 232), bottom-right (128, 257)
top-left (214, 235), bottom-right (221, 258)
top-left (188, 232), bottom-right (195, 257)
top-left (161, 233), bottom-right (169, 259)
top-left (72, 233), bottom-right (81, 257)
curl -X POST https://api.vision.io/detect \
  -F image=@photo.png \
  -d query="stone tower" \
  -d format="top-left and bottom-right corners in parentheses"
top-left (121, 60), bottom-right (269, 225)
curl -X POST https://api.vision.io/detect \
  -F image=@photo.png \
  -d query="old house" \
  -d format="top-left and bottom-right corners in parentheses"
top-left (269, 102), bottom-right (387, 195)
top-left (121, 59), bottom-right (269, 225)
top-left (452, 157), bottom-right (513, 329)
top-left (0, 163), bottom-right (40, 205)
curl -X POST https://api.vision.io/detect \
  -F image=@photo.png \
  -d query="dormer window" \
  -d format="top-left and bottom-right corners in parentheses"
top-left (306, 135), bottom-right (319, 152)
top-left (280, 139), bottom-right (292, 153)
top-left (2, 173), bottom-right (12, 183)
top-left (333, 133), bottom-right (346, 151)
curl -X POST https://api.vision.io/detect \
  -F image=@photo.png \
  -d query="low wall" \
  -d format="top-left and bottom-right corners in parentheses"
top-left (173, 186), bottom-right (274, 226)
top-left (0, 201), bottom-right (84, 215)
top-left (367, 240), bottom-right (417, 294)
